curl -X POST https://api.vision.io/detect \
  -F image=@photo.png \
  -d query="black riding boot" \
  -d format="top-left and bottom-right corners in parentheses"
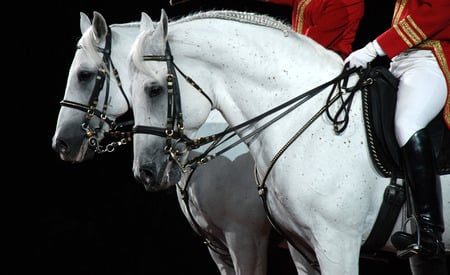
top-left (390, 129), bottom-right (446, 264)
top-left (409, 253), bottom-right (448, 275)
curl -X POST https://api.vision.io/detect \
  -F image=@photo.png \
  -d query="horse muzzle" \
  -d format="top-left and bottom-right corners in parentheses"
top-left (135, 159), bottom-right (180, 191)
top-left (52, 135), bottom-right (95, 163)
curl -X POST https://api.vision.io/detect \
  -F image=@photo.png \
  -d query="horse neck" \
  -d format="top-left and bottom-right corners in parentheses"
top-left (170, 18), bottom-right (344, 143)
top-left (109, 23), bottom-right (140, 99)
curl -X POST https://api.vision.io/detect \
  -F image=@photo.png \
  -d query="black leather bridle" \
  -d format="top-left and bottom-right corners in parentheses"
top-left (132, 42), bottom-right (219, 170)
top-left (60, 27), bottom-right (133, 153)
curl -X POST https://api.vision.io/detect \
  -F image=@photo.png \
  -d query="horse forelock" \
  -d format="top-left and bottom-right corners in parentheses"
top-left (130, 29), bottom-right (159, 80)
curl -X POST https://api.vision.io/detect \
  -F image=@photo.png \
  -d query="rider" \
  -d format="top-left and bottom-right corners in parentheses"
top-left (345, 0), bottom-right (449, 271)
top-left (259, 0), bottom-right (364, 59)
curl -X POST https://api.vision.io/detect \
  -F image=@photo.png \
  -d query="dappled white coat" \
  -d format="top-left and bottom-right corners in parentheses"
top-left (129, 9), bottom-right (450, 275)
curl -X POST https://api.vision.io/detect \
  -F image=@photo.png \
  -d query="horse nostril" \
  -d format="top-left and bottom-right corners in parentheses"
top-left (54, 139), bottom-right (69, 154)
top-left (138, 166), bottom-right (156, 186)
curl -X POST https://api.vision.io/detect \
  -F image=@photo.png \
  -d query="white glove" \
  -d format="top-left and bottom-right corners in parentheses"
top-left (345, 41), bottom-right (379, 69)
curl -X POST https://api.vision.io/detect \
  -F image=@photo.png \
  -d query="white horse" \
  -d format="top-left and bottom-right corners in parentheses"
top-left (128, 9), bottom-right (450, 275)
top-left (51, 12), bottom-right (293, 275)
top-left (52, 11), bottom-right (137, 161)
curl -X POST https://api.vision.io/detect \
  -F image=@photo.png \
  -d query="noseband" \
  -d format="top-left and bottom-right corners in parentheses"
top-left (60, 27), bottom-right (133, 153)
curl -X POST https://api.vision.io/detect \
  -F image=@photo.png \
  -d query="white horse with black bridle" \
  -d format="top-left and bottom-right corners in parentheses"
top-left (128, 9), bottom-right (450, 275)
top-left (51, 11), bottom-right (291, 275)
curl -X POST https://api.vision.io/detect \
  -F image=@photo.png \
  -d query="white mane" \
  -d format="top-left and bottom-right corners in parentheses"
top-left (172, 9), bottom-right (293, 33)
top-left (129, 28), bottom-right (160, 81)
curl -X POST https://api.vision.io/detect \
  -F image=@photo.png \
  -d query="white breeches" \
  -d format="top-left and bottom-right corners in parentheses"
top-left (389, 49), bottom-right (447, 147)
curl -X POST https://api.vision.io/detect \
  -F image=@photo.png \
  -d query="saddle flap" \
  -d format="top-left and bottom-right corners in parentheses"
top-left (362, 66), bottom-right (402, 178)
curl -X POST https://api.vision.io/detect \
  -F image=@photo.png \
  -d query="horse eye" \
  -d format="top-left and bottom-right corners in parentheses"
top-left (78, 70), bottom-right (95, 82)
top-left (145, 85), bottom-right (163, 98)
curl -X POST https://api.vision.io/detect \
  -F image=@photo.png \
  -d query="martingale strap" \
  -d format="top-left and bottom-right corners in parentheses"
top-left (253, 66), bottom-right (377, 270)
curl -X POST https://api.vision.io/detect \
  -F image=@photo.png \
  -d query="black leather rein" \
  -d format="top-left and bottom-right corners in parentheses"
top-left (132, 41), bottom-right (364, 171)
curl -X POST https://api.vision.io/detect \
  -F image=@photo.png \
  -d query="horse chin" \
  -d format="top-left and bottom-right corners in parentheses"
top-left (56, 138), bottom-right (95, 163)
top-left (140, 159), bottom-right (182, 192)
top-left (61, 149), bottom-right (95, 163)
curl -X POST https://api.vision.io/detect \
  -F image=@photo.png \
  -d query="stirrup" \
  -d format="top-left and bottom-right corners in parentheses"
top-left (391, 215), bottom-right (445, 259)
top-left (391, 215), bottom-right (421, 258)
top-left (391, 231), bottom-right (422, 258)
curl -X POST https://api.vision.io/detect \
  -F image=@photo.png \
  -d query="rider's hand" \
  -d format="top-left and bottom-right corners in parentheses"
top-left (344, 41), bottom-right (385, 69)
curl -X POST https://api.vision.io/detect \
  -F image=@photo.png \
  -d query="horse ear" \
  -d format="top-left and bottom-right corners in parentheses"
top-left (92, 11), bottom-right (108, 43)
top-left (139, 12), bottom-right (155, 33)
top-left (80, 12), bottom-right (91, 34)
top-left (160, 9), bottom-right (169, 41)
top-left (156, 9), bottom-right (169, 45)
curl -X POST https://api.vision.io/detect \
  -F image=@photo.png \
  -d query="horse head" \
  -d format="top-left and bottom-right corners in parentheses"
top-left (52, 11), bottom-right (132, 162)
top-left (129, 11), bottom-right (212, 191)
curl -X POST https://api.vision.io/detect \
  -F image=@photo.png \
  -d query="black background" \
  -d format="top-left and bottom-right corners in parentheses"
top-left (21, 0), bottom-right (425, 274)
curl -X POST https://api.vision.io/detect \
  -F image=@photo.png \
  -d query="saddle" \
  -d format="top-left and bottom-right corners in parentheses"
top-left (358, 66), bottom-right (450, 253)
top-left (361, 66), bottom-right (450, 178)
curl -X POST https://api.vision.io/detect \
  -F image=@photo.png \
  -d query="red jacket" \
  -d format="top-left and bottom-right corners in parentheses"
top-left (267, 0), bottom-right (364, 58)
top-left (375, 0), bottom-right (450, 129)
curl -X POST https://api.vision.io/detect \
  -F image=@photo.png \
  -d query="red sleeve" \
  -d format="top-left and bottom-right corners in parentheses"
top-left (376, 0), bottom-right (450, 58)
top-left (304, 0), bottom-right (364, 58)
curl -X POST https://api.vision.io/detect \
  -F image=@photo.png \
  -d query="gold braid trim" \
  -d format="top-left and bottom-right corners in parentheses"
top-left (406, 15), bottom-right (427, 41)
top-left (295, 0), bottom-right (312, 33)
top-left (395, 15), bottom-right (427, 47)
top-left (394, 24), bottom-right (413, 47)
top-left (393, 0), bottom-right (408, 25)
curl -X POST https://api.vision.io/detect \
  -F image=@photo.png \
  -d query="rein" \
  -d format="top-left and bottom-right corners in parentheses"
top-left (60, 27), bottom-right (133, 153)
top-left (132, 42), bottom-right (363, 172)
top-left (258, 64), bottom-right (371, 191)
